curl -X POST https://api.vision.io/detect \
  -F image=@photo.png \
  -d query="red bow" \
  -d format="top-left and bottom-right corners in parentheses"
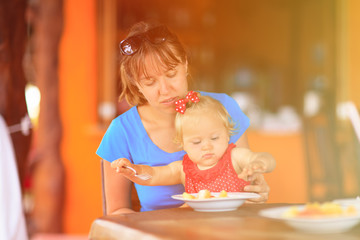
top-left (175, 91), bottom-right (200, 114)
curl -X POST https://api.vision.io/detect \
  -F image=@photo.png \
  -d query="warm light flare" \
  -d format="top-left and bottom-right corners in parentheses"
top-left (25, 83), bottom-right (41, 126)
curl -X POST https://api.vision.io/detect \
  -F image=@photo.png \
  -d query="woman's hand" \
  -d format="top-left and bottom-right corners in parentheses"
top-left (243, 173), bottom-right (270, 204)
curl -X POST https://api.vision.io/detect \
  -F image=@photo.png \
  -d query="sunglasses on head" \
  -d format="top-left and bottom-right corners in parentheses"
top-left (119, 25), bottom-right (170, 56)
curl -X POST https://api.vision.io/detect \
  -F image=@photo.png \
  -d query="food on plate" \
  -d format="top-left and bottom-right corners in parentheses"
top-left (198, 189), bottom-right (212, 199)
top-left (218, 190), bottom-right (228, 198)
top-left (182, 189), bottom-right (229, 200)
top-left (182, 192), bottom-right (196, 200)
top-left (282, 202), bottom-right (357, 218)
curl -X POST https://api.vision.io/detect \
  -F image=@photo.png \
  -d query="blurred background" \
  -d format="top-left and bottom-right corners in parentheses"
top-left (1, 0), bottom-right (360, 238)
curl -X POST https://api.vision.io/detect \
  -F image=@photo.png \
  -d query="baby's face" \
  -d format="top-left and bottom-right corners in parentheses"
top-left (182, 111), bottom-right (230, 170)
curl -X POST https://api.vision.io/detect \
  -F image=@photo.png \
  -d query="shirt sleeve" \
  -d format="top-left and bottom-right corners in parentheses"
top-left (223, 93), bottom-right (250, 143)
top-left (96, 118), bottom-right (131, 162)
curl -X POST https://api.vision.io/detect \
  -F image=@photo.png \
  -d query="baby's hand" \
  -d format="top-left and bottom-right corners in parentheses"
top-left (238, 160), bottom-right (266, 181)
top-left (110, 158), bottom-right (132, 175)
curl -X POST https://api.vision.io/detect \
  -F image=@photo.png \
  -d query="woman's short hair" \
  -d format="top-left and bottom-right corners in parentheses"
top-left (118, 21), bottom-right (188, 106)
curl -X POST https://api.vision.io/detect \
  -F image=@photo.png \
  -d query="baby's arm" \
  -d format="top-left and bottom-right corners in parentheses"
top-left (110, 158), bottom-right (183, 186)
top-left (231, 148), bottom-right (276, 181)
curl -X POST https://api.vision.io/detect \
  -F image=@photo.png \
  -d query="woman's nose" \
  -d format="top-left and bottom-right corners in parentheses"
top-left (158, 78), bottom-right (170, 94)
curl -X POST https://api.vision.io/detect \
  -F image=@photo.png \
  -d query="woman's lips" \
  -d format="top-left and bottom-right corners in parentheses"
top-left (161, 97), bottom-right (177, 105)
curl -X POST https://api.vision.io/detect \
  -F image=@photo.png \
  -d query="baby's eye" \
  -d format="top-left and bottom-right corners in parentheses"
top-left (211, 136), bottom-right (219, 141)
top-left (192, 141), bottom-right (201, 145)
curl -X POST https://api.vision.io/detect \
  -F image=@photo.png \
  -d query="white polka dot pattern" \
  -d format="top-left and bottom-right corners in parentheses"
top-left (184, 144), bottom-right (250, 193)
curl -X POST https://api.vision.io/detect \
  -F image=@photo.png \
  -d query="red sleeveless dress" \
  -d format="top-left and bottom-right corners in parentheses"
top-left (182, 143), bottom-right (250, 193)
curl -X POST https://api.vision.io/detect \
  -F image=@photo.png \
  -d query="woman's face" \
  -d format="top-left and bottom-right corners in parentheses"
top-left (136, 58), bottom-right (188, 114)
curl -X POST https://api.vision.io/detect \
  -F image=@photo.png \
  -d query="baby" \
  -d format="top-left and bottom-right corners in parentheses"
top-left (111, 91), bottom-right (276, 193)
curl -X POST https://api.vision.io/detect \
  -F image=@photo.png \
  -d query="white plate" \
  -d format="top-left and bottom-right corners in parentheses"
top-left (171, 192), bottom-right (260, 212)
top-left (259, 205), bottom-right (360, 234)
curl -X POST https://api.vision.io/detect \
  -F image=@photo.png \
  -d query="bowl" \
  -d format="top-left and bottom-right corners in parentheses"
top-left (172, 192), bottom-right (260, 212)
top-left (259, 205), bottom-right (360, 234)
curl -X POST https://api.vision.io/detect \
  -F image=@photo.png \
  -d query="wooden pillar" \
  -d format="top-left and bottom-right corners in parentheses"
top-left (28, 0), bottom-right (65, 234)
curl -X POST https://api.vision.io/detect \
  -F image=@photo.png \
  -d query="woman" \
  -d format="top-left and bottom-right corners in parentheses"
top-left (97, 21), bottom-right (270, 215)
top-left (110, 92), bottom-right (276, 194)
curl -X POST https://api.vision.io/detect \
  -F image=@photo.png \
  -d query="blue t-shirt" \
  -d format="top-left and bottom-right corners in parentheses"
top-left (96, 91), bottom-right (250, 211)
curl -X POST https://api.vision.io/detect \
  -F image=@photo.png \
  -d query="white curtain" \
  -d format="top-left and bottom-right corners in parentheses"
top-left (0, 115), bottom-right (28, 240)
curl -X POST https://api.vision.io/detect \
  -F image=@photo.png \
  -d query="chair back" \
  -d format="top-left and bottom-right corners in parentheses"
top-left (100, 159), bottom-right (107, 215)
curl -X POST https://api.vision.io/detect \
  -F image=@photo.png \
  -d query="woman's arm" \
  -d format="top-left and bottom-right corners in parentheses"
top-left (234, 132), bottom-right (250, 148)
top-left (103, 160), bottom-right (135, 215)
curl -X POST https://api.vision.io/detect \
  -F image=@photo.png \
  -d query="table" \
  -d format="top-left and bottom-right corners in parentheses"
top-left (89, 203), bottom-right (360, 240)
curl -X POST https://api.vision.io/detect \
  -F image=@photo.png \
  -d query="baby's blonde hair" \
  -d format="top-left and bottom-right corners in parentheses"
top-left (174, 94), bottom-right (236, 145)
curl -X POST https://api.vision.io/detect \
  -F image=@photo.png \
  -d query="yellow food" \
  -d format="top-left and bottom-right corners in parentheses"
top-left (219, 190), bottom-right (228, 198)
top-left (182, 190), bottom-right (228, 199)
top-left (283, 202), bottom-right (357, 218)
top-left (182, 192), bottom-right (195, 200)
top-left (198, 189), bottom-right (212, 199)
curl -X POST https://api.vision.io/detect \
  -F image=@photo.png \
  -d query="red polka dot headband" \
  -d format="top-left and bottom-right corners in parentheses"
top-left (175, 91), bottom-right (200, 114)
